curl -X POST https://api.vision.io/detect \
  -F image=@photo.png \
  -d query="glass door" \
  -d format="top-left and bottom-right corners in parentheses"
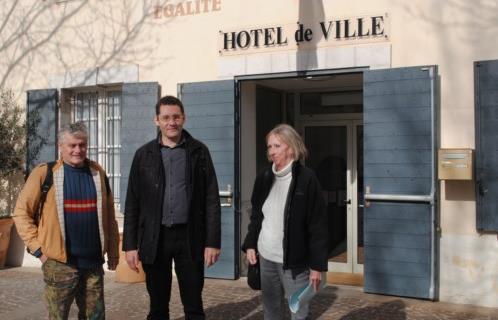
top-left (303, 120), bottom-right (363, 274)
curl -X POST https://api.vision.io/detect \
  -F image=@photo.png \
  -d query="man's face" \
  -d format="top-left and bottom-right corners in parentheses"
top-left (59, 133), bottom-right (87, 167)
top-left (155, 104), bottom-right (185, 142)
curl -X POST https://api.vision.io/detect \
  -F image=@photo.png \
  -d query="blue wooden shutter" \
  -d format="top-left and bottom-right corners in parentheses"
top-left (475, 60), bottom-right (498, 232)
top-left (179, 80), bottom-right (238, 279)
top-left (120, 82), bottom-right (160, 210)
top-left (363, 66), bottom-right (438, 299)
top-left (26, 89), bottom-right (59, 171)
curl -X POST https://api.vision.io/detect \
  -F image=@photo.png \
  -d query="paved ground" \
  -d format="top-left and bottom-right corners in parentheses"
top-left (0, 267), bottom-right (497, 320)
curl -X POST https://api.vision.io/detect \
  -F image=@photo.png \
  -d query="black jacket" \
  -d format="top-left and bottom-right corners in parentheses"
top-left (123, 130), bottom-right (221, 264)
top-left (242, 162), bottom-right (328, 272)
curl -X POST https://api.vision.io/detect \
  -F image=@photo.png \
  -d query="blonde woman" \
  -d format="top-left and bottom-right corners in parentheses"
top-left (242, 124), bottom-right (328, 320)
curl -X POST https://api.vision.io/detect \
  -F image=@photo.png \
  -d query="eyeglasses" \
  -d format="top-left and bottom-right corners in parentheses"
top-left (158, 114), bottom-right (183, 123)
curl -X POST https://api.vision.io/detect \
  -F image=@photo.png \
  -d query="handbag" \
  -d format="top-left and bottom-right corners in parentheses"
top-left (247, 260), bottom-right (261, 290)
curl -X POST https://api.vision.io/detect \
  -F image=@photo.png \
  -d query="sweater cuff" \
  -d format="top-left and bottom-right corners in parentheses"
top-left (32, 248), bottom-right (42, 258)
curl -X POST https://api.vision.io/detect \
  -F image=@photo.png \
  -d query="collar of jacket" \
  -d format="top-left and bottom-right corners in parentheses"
top-left (53, 158), bottom-right (99, 171)
top-left (156, 132), bottom-right (186, 147)
top-left (153, 129), bottom-right (201, 154)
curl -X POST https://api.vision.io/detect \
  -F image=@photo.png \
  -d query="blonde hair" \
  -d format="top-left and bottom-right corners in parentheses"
top-left (266, 124), bottom-right (308, 162)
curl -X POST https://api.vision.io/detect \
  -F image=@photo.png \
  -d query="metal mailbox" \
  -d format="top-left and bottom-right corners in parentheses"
top-left (438, 149), bottom-right (474, 180)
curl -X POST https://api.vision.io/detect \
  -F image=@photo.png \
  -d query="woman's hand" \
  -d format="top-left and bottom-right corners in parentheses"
top-left (309, 269), bottom-right (322, 291)
top-left (246, 249), bottom-right (258, 265)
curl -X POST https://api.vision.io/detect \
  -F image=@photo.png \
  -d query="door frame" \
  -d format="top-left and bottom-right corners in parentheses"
top-left (235, 67), bottom-right (368, 277)
top-left (351, 119), bottom-right (363, 274)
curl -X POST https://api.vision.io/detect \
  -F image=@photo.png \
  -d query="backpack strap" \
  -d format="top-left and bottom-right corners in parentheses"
top-left (34, 161), bottom-right (56, 227)
top-left (104, 174), bottom-right (111, 196)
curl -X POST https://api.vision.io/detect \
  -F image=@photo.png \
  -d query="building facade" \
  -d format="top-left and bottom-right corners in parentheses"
top-left (4, 0), bottom-right (498, 308)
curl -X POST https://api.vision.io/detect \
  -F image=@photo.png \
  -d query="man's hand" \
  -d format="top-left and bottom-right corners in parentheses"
top-left (39, 254), bottom-right (48, 264)
top-left (309, 269), bottom-right (322, 292)
top-left (204, 247), bottom-right (220, 267)
top-left (246, 249), bottom-right (258, 265)
top-left (107, 259), bottom-right (118, 271)
top-left (125, 250), bottom-right (140, 273)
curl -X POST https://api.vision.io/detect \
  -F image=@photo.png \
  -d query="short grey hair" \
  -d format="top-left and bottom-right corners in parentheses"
top-left (58, 121), bottom-right (88, 143)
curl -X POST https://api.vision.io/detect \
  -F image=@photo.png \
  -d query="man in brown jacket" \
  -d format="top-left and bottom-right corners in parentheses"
top-left (13, 122), bottom-right (119, 320)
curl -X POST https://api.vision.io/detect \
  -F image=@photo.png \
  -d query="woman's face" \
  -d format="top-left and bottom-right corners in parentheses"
top-left (267, 134), bottom-right (294, 170)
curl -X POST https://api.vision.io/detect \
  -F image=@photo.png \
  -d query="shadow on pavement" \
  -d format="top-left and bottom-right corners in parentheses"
top-left (309, 287), bottom-right (338, 319)
top-left (339, 300), bottom-right (407, 320)
top-left (194, 295), bottom-right (263, 320)
top-left (193, 286), bottom-right (337, 320)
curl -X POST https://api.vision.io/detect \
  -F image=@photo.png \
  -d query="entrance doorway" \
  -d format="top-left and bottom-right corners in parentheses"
top-left (239, 72), bottom-right (364, 285)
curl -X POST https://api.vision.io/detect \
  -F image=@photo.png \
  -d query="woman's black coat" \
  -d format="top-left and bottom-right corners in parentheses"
top-left (242, 161), bottom-right (328, 272)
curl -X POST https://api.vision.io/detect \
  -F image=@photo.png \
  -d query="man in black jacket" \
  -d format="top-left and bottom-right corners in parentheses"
top-left (123, 95), bottom-right (221, 320)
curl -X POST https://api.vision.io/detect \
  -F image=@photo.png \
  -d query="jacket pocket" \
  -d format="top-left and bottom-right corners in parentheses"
top-left (42, 259), bottom-right (78, 288)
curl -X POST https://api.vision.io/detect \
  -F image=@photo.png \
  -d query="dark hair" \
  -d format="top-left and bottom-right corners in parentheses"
top-left (155, 95), bottom-right (184, 115)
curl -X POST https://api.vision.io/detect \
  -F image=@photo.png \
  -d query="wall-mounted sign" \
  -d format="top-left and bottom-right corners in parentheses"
top-left (154, 0), bottom-right (221, 18)
top-left (219, 14), bottom-right (389, 55)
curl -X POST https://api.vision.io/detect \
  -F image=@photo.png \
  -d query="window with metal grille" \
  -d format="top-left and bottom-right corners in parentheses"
top-left (68, 87), bottom-right (122, 209)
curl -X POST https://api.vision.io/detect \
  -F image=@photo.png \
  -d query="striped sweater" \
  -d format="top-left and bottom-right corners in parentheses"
top-left (63, 163), bottom-right (103, 268)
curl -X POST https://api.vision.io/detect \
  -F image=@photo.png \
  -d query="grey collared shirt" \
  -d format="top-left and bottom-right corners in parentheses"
top-left (160, 137), bottom-right (188, 226)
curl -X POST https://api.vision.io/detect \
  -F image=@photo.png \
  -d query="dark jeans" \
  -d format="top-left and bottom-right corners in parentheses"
top-left (143, 225), bottom-right (205, 320)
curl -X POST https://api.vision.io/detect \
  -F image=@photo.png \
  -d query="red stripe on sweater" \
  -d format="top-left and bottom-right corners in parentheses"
top-left (65, 199), bottom-right (97, 205)
top-left (64, 206), bottom-right (97, 213)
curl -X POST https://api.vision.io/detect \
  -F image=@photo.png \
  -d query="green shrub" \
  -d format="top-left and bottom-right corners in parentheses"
top-left (0, 88), bottom-right (25, 180)
top-left (0, 88), bottom-right (26, 218)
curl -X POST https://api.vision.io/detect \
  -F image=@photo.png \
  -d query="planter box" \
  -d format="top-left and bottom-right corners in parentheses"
top-left (6, 224), bottom-right (25, 267)
top-left (115, 233), bottom-right (145, 283)
top-left (0, 218), bottom-right (14, 269)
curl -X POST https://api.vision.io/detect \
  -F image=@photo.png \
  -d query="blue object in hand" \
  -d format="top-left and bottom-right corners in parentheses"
top-left (288, 272), bottom-right (327, 314)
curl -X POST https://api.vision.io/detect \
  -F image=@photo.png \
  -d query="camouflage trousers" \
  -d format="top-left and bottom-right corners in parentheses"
top-left (42, 259), bottom-right (105, 320)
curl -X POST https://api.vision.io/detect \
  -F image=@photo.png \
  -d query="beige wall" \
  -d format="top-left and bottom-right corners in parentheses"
top-left (2, 0), bottom-right (498, 307)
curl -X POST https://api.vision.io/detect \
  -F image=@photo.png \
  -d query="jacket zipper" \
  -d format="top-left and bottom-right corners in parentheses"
top-left (282, 162), bottom-right (298, 269)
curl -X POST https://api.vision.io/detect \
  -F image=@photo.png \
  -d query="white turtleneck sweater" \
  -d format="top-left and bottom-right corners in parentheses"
top-left (257, 160), bottom-right (293, 263)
